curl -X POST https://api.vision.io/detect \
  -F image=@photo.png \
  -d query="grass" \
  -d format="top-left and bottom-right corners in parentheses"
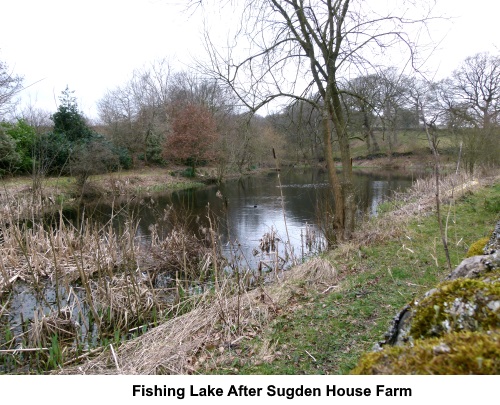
top-left (0, 167), bottom-right (205, 205)
top-left (347, 129), bottom-right (459, 159)
top-left (3, 165), bottom-right (498, 374)
top-left (55, 170), bottom-right (498, 375)
top-left (203, 178), bottom-right (500, 374)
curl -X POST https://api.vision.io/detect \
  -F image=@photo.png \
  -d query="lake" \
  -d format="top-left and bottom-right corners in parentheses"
top-left (0, 167), bottom-right (423, 370)
top-left (63, 167), bottom-right (422, 270)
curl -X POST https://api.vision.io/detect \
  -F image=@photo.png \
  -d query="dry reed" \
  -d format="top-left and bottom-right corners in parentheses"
top-left (0, 191), bottom-right (231, 372)
top-left (351, 170), bottom-right (495, 248)
top-left (56, 257), bottom-right (337, 374)
top-left (28, 307), bottom-right (77, 349)
top-left (0, 215), bottom-right (141, 296)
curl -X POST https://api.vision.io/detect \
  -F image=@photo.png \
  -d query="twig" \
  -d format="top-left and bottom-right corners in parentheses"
top-left (230, 335), bottom-right (246, 346)
top-left (387, 268), bottom-right (404, 297)
top-left (110, 344), bottom-right (121, 373)
top-left (406, 282), bottom-right (426, 287)
top-left (62, 346), bottom-right (105, 367)
top-left (321, 285), bottom-right (338, 294)
top-left (0, 347), bottom-right (50, 353)
top-left (305, 350), bottom-right (317, 362)
top-left (0, 296), bottom-right (11, 318)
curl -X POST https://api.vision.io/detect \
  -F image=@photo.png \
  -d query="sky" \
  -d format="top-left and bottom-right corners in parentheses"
top-left (0, 0), bottom-right (499, 120)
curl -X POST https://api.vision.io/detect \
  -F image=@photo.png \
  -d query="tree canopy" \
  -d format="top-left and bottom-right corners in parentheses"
top-left (52, 86), bottom-right (94, 143)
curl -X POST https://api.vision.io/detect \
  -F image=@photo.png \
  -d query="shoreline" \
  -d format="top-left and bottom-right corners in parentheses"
top-left (53, 169), bottom-right (500, 375)
top-left (0, 152), bottom-right (437, 205)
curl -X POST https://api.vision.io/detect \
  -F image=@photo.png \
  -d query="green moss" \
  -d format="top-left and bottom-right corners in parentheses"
top-left (466, 237), bottom-right (491, 257)
top-left (352, 331), bottom-right (500, 374)
top-left (409, 276), bottom-right (500, 340)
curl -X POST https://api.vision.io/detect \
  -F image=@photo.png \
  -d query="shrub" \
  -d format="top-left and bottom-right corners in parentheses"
top-left (1, 119), bottom-right (36, 173)
top-left (70, 137), bottom-right (120, 186)
top-left (114, 146), bottom-right (133, 170)
top-left (0, 124), bottom-right (20, 174)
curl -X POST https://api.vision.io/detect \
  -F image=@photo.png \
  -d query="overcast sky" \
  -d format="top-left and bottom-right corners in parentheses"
top-left (1, 0), bottom-right (498, 120)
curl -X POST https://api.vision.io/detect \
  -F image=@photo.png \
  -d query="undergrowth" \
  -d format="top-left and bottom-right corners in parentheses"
top-left (207, 181), bottom-right (500, 374)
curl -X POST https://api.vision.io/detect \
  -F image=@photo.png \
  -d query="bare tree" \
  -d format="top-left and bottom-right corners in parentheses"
top-left (197, 0), bottom-right (436, 243)
top-left (0, 59), bottom-right (23, 118)
top-left (409, 77), bottom-right (452, 271)
top-left (271, 100), bottom-right (324, 163)
top-left (344, 74), bottom-right (381, 154)
top-left (97, 59), bottom-right (173, 164)
top-left (170, 71), bottom-right (234, 114)
top-left (440, 53), bottom-right (500, 173)
top-left (97, 85), bottom-right (137, 149)
top-left (451, 52), bottom-right (500, 129)
top-left (130, 59), bottom-right (172, 164)
top-left (377, 68), bottom-right (415, 158)
top-left (17, 103), bottom-right (52, 134)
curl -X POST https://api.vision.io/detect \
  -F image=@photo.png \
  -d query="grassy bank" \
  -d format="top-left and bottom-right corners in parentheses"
top-left (0, 147), bottom-right (448, 216)
top-left (221, 175), bottom-right (499, 374)
top-left (53, 169), bottom-right (499, 375)
top-left (0, 167), bottom-right (205, 203)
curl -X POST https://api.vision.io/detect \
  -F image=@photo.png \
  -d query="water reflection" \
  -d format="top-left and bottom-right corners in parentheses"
top-left (62, 168), bottom-right (421, 269)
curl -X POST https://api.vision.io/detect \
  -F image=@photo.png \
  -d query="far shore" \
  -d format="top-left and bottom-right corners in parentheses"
top-left (0, 151), bottom-right (440, 210)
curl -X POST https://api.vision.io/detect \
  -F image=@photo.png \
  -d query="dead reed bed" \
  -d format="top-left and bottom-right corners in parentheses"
top-left (56, 257), bottom-right (337, 374)
top-left (0, 192), bottom-right (229, 373)
top-left (0, 213), bottom-right (140, 296)
top-left (350, 170), bottom-right (498, 248)
top-left (148, 224), bottom-right (218, 282)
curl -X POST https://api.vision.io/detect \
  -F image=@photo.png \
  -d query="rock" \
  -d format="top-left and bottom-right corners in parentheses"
top-left (352, 331), bottom-right (500, 375)
top-left (379, 305), bottom-right (413, 347)
top-left (445, 220), bottom-right (500, 279)
top-left (379, 273), bottom-right (500, 347)
top-left (484, 220), bottom-right (500, 254)
top-left (357, 220), bottom-right (500, 374)
top-left (446, 254), bottom-right (498, 280)
top-left (409, 277), bottom-right (500, 340)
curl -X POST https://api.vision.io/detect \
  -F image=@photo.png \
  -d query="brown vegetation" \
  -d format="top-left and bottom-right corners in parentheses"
top-left (53, 169), bottom-right (499, 374)
top-left (57, 257), bottom-right (337, 374)
top-left (163, 103), bottom-right (219, 170)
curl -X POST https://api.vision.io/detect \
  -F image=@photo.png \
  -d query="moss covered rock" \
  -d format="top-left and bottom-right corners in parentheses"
top-left (446, 254), bottom-right (499, 280)
top-left (359, 220), bottom-right (500, 374)
top-left (466, 237), bottom-right (491, 257)
top-left (410, 276), bottom-right (500, 340)
top-left (352, 331), bottom-right (500, 375)
top-left (377, 270), bottom-right (500, 347)
top-left (484, 220), bottom-right (500, 255)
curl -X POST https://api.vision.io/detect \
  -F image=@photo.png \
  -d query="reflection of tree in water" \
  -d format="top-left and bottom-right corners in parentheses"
top-left (61, 169), bottom-right (420, 269)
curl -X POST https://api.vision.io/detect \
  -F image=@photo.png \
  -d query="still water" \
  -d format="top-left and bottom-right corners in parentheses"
top-left (2, 167), bottom-right (420, 353)
top-left (69, 168), bottom-right (421, 268)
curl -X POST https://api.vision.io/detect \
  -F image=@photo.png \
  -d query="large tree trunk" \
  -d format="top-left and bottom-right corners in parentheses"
top-left (322, 106), bottom-right (344, 244)
top-left (330, 88), bottom-right (356, 241)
